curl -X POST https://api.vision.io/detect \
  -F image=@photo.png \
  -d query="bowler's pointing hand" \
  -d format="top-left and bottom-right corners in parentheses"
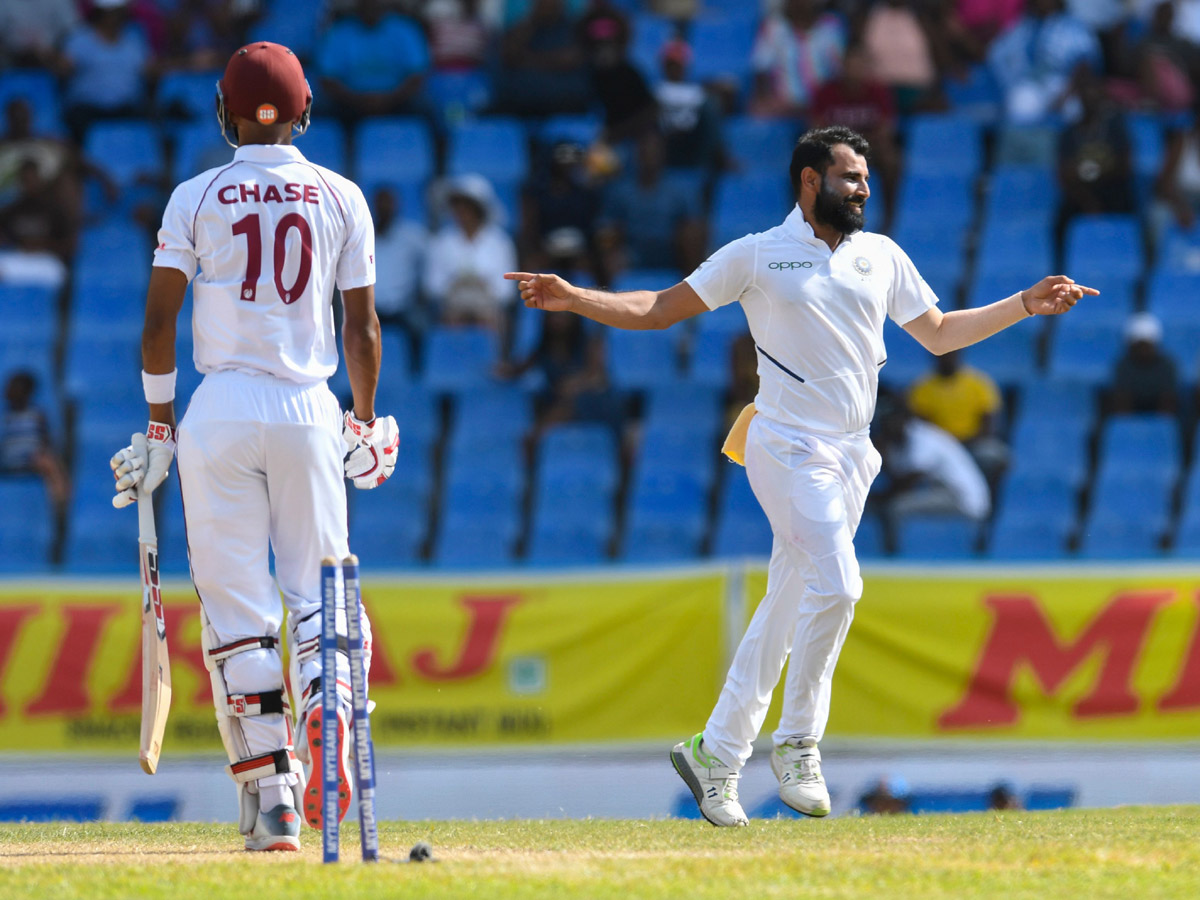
top-left (1022, 275), bottom-right (1100, 316)
top-left (504, 271), bottom-right (575, 312)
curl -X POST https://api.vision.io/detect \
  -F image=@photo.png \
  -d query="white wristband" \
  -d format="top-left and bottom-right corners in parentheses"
top-left (142, 369), bottom-right (177, 404)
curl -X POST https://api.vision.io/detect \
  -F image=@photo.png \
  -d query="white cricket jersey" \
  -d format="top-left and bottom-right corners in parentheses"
top-left (153, 143), bottom-right (375, 384)
top-left (686, 205), bottom-right (937, 434)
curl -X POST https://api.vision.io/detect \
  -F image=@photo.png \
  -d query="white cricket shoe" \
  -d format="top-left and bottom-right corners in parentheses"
top-left (244, 802), bottom-right (301, 852)
top-left (671, 733), bottom-right (749, 827)
top-left (770, 737), bottom-right (831, 817)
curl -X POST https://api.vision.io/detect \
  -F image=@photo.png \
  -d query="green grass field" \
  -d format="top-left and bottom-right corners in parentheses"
top-left (2, 808), bottom-right (1198, 899)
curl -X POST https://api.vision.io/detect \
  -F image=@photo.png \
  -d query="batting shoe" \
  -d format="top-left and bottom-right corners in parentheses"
top-left (244, 802), bottom-right (301, 852)
top-left (671, 733), bottom-right (749, 827)
top-left (770, 737), bottom-right (831, 817)
top-left (302, 702), bottom-right (353, 830)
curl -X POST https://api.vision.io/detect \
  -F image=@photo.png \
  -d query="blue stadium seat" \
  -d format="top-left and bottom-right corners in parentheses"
top-left (621, 516), bottom-right (705, 562)
top-left (1125, 112), bottom-right (1165, 180)
top-left (1077, 508), bottom-right (1167, 559)
top-left (712, 506), bottom-right (773, 556)
top-left (892, 223), bottom-right (965, 301)
top-left (959, 324), bottom-right (1038, 387)
top-left (296, 120), bottom-right (346, 173)
top-left (172, 121), bottom-right (234, 182)
top-left (688, 329), bottom-right (740, 389)
top-left (328, 330), bottom-right (413, 404)
top-left (688, 15), bottom-right (757, 91)
top-left (157, 71), bottom-right (222, 119)
top-left (993, 124), bottom-right (1058, 167)
top-left (373, 382), bottom-right (441, 451)
top-left (348, 488), bottom-right (427, 567)
top-left (1046, 318), bottom-right (1124, 385)
top-left (447, 118), bottom-right (528, 183)
top-left (891, 175), bottom-right (975, 234)
top-left (83, 122), bottom-right (164, 188)
top-left (1157, 222), bottom-right (1200, 274)
top-left (643, 385), bottom-right (722, 439)
top-left (422, 327), bottom-right (500, 392)
top-left (62, 500), bottom-right (138, 573)
top-left (0, 69), bottom-right (63, 136)
top-left (424, 70), bottom-right (492, 123)
top-left (0, 284), bottom-right (57, 343)
top-left (1171, 505), bottom-right (1200, 555)
top-left (605, 328), bottom-right (684, 390)
top-left (854, 514), bottom-right (887, 559)
top-left (1145, 272), bottom-right (1200, 327)
top-left (895, 515), bottom-right (981, 559)
top-left (354, 117), bottom-right (435, 185)
top-left (1090, 466), bottom-right (1175, 525)
top-left (443, 441), bottom-right (525, 502)
top-left (0, 478), bottom-right (53, 572)
top-left (538, 422), bottom-right (617, 464)
top-left (64, 334), bottom-right (142, 401)
top-left (432, 509), bottom-right (519, 568)
top-left (610, 268), bottom-right (680, 293)
top-left (626, 469), bottom-right (708, 528)
top-left (1014, 378), bottom-right (1095, 431)
top-left (636, 428), bottom-right (717, 488)
top-left (246, 0), bottom-right (324, 59)
top-left (988, 508), bottom-right (1074, 560)
top-left (525, 516), bottom-right (610, 566)
top-left (1097, 413), bottom-right (1181, 473)
top-left (982, 165), bottom-right (1058, 230)
top-left (973, 219), bottom-right (1054, 283)
top-left (0, 337), bottom-right (58, 416)
top-left (942, 64), bottom-right (1002, 125)
top-left (1064, 214), bottom-right (1144, 283)
top-left (723, 117), bottom-right (800, 172)
top-left (1007, 418), bottom-right (1089, 487)
top-left (537, 114), bottom-right (603, 148)
top-left (710, 174), bottom-right (791, 249)
top-left (450, 386), bottom-right (532, 442)
top-left (903, 114), bottom-right (984, 179)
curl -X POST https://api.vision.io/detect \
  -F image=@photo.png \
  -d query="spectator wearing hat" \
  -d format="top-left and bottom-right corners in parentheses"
top-left (424, 174), bottom-right (518, 330)
top-left (1110, 312), bottom-right (1179, 415)
top-left (57, 0), bottom-right (154, 140)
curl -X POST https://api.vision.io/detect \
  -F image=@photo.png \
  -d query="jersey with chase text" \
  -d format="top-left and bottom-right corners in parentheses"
top-left (686, 205), bottom-right (937, 435)
top-left (153, 143), bottom-right (375, 384)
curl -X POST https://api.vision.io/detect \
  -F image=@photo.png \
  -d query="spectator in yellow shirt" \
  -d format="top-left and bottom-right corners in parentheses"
top-left (907, 350), bottom-right (1009, 482)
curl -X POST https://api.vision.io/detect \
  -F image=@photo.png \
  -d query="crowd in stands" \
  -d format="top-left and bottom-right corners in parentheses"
top-left (4, 0), bottom-right (1200, 572)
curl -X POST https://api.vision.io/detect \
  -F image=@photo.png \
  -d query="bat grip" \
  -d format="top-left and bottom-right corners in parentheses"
top-left (137, 484), bottom-right (157, 546)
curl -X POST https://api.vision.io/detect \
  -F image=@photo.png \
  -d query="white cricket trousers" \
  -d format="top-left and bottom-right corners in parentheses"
top-left (704, 414), bottom-right (881, 770)
top-left (177, 370), bottom-right (350, 759)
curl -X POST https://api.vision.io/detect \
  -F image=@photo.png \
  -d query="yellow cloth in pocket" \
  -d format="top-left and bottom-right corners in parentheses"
top-left (721, 403), bottom-right (757, 466)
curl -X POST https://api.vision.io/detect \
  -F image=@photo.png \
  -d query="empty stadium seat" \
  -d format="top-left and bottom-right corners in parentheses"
top-left (642, 385), bottom-right (722, 439)
top-left (450, 386), bottom-right (533, 442)
top-left (1145, 272), bottom-right (1200, 327)
top-left (988, 508), bottom-right (1075, 560)
top-left (354, 117), bottom-right (435, 185)
top-left (891, 175), bottom-right (976, 234)
top-left (432, 510), bottom-right (519, 568)
top-left (688, 329), bottom-right (740, 389)
top-left (1046, 318), bottom-right (1124, 385)
top-left (1077, 509), bottom-right (1167, 559)
top-left (447, 118), bottom-right (528, 183)
top-left (688, 15), bottom-right (758, 91)
top-left (296, 120), bottom-right (346, 173)
top-left (157, 71), bottom-right (222, 119)
top-left (422, 327), bottom-right (499, 392)
top-left (628, 12), bottom-right (675, 78)
top-left (1063, 214), bottom-right (1144, 283)
top-left (0, 478), bottom-right (54, 572)
top-left (172, 121), bottom-right (234, 182)
top-left (903, 114), bottom-right (984, 179)
top-left (895, 515), bottom-right (981, 559)
top-left (973, 219), bottom-right (1054, 283)
top-left (605, 328), bottom-right (684, 390)
top-left (0, 284), bottom-right (57, 343)
top-left (83, 122), bottom-right (164, 189)
top-left (981, 165), bottom-right (1059, 230)
top-left (880, 320), bottom-right (937, 388)
top-left (710, 174), bottom-right (792, 249)
top-left (525, 517), bottom-right (610, 566)
top-left (723, 117), bottom-right (800, 172)
top-left (1097, 413), bottom-right (1181, 473)
top-left (959, 323), bottom-right (1038, 387)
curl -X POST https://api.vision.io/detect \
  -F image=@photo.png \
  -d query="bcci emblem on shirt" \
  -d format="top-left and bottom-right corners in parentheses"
top-left (852, 256), bottom-right (872, 276)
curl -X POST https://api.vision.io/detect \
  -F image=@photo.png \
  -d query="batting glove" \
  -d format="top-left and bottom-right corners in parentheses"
top-left (341, 411), bottom-right (399, 490)
top-left (111, 422), bottom-right (176, 508)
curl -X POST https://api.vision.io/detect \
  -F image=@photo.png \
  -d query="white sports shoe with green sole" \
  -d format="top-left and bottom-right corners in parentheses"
top-left (671, 733), bottom-right (749, 827)
top-left (770, 737), bottom-right (831, 817)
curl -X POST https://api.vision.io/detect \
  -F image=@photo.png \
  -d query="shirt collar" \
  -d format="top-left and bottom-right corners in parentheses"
top-left (233, 143), bottom-right (306, 163)
top-left (782, 204), bottom-right (859, 249)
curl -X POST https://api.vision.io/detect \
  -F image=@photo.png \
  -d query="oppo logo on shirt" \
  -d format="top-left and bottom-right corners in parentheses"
top-left (768, 261), bottom-right (813, 269)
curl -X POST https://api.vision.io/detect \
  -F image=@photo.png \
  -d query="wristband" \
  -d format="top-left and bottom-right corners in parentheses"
top-left (142, 369), bottom-right (177, 404)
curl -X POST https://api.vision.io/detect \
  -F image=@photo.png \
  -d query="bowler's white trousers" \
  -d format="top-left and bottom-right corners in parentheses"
top-left (703, 414), bottom-right (881, 770)
top-left (177, 370), bottom-right (353, 761)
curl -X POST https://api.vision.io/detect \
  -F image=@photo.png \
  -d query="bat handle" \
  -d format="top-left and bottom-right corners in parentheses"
top-left (137, 483), bottom-right (157, 546)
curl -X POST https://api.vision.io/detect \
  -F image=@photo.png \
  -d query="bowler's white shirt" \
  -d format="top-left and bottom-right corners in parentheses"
top-left (153, 143), bottom-right (375, 385)
top-left (686, 205), bottom-right (937, 434)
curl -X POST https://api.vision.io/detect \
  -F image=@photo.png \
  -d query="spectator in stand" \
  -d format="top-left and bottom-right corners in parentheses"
top-left (1057, 68), bottom-right (1133, 235)
top-left (860, 0), bottom-right (941, 113)
top-left (858, 776), bottom-right (912, 815)
top-left (57, 0), bottom-right (154, 141)
top-left (160, 0), bottom-right (253, 71)
top-left (1112, 1), bottom-right (1198, 115)
top-left (424, 174), bottom-right (517, 330)
top-left (956, 0), bottom-right (1024, 46)
top-left (987, 0), bottom-right (1102, 124)
top-left (316, 0), bottom-right (431, 125)
top-left (650, 0), bottom-right (697, 23)
top-left (906, 349), bottom-right (1009, 483)
top-left (0, 0), bottom-right (78, 68)
top-left (596, 130), bottom-right (705, 276)
top-left (812, 43), bottom-right (898, 228)
top-left (873, 392), bottom-right (991, 535)
top-left (581, 1), bottom-right (659, 146)
top-left (496, 311), bottom-right (622, 438)
top-left (426, 0), bottom-right (493, 71)
top-left (1110, 312), bottom-right (1179, 416)
top-left (1153, 109), bottom-right (1200, 238)
top-left (750, 0), bottom-right (847, 119)
top-left (493, 0), bottom-right (592, 117)
top-left (988, 782), bottom-right (1022, 810)
top-left (372, 185), bottom-right (429, 366)
top-left (655, 39), bottom-right (725, 187)
top-left (1, 371), bottom-right (69, 518)
top-left (0, 158), bottom-right (73, 262)
top-left (521, 140), bottom-right (602, 280)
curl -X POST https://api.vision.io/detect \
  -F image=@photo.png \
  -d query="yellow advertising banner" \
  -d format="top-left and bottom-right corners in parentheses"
top-left (0, 572), bottom-right (725, 752)
top-left (745, 567), bottom-right (1200, 739)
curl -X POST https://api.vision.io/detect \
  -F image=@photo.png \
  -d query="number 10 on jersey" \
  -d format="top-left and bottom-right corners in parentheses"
top-left (231, 213), bottom-right (313, 304)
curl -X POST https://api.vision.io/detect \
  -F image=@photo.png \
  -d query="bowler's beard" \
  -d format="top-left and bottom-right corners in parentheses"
top-left (812, 176), bottom-right (865, 235)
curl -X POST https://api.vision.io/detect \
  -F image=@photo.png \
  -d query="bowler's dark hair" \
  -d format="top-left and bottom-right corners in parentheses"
top-left (789, 126), bottom-right (871, 199)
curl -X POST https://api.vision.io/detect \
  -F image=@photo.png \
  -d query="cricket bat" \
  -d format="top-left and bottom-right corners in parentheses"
top-left (138, 484), bottom-right (171, 774)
